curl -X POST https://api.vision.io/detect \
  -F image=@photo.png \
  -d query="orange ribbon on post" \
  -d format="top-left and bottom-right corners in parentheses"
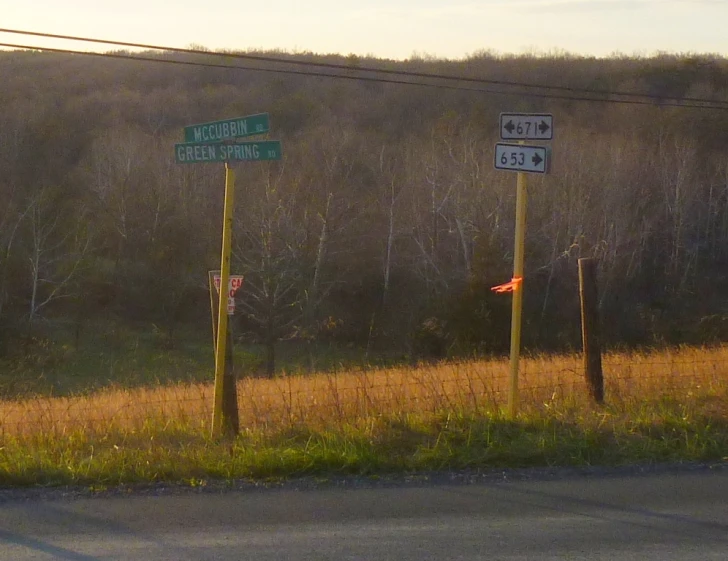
top-left (491, 276), bottom-right (523, 294)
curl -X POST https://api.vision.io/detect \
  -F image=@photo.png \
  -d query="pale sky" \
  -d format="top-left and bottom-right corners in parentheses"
top-left (1, 0), bottom-right (727, 60)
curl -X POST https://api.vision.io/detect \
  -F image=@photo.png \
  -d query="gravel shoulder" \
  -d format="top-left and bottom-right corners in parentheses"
top-left (1, 460), bottom-right (725, 503)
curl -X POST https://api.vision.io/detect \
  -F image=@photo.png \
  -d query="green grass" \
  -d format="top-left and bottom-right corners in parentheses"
top-left (1, 403), bottom-right (725, 488)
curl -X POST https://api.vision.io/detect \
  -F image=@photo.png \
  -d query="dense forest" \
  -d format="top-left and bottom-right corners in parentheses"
top-left (2, 47), bottom-right (728, 372)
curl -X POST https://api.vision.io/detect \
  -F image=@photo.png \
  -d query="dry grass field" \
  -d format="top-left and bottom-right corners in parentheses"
top-left (0, 345), bottom-right (725, 487)
top-left (1, 345), bottom-right (725, 439)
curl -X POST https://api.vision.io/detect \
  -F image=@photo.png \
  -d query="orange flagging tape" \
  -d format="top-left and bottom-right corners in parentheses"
top-left (491, 276), bottom-right (523, 293)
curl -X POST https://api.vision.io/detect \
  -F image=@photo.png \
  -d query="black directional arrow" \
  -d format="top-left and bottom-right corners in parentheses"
top-left (504, 120), bottom-right (515, 134)
top-left (538, 120), bottom-right (550, 134)
top-left (532, 153), bottom-right (544, 167)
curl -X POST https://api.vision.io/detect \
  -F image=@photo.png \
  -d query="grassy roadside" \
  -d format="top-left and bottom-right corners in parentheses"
top-left (1, 347), bottom-right (727, 488)
top-left (1, 404), bottom-right (726, 488)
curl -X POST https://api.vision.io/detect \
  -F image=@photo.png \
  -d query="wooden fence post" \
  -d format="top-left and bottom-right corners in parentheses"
top-left (578, 258), bottom-right (605, 404)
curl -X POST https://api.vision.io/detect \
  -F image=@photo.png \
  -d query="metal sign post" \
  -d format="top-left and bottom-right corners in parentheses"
top-left (493, 114), bottom-right (554, 419)
top-left (208, 270), bottom-right (240, 437)
top-left (176, 113), bottom-right (281, 438)
top-left (508, 169), bottom-right (527, 419)
top-left (211, 163), bottom-right (236, 437)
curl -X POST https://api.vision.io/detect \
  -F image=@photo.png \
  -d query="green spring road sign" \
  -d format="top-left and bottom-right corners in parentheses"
top-left (175, 141), bottom-right (282, 164)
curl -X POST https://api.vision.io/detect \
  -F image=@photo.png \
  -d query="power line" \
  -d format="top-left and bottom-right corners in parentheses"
top-left (2, 40), bottom-right (728, 111)
top-left (2, 27), bottom-right (728, 108)
top-left (0, 41), bottom-right (539, 97)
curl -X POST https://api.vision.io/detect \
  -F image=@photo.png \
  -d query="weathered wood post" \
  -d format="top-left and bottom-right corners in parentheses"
top-left (578, 258), bottom-right (605, 404)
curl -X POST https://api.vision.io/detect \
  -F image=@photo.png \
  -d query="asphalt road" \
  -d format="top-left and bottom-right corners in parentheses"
top-left (0, 467), bottom-right (726, 560)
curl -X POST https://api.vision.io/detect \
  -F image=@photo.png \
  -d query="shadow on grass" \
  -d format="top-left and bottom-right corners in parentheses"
top-left (1, 408), bottom-right (726, 488)
top-left (225, 412), bottom-right (728, 479)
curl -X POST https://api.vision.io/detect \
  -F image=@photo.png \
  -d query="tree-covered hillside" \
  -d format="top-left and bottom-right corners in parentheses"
top-left (2, 48), bottom-right (728, 370)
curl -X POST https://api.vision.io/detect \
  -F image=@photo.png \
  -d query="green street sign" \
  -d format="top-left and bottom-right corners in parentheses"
top-left (183, 113), bottom-right (270, 143)
top-left (175, 140), bottom-right (282, 164)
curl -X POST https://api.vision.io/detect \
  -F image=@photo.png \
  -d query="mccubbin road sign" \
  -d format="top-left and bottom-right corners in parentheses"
top-left (175, 140), bottom-right (282, 164)
top-left (500, 113), bottom-right (553, 141)
top-left (184, 113), bottom-right (270, 143)
top-left (494, 143), bottom-right (550, 174)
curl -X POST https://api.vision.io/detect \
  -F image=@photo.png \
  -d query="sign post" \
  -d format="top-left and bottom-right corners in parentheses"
top-left (493, 114), bottom-right (553, 419)
top-left (208, 270), bottom-right (240, 437)
top-left (211, 163), bottom-right (236, 437)
top-left (176, 113), bottom-right (281, 438)
top-left (508, 169), bottom-right (527, 418)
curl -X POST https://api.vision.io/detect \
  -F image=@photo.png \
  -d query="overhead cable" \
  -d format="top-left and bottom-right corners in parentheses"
top-left (1, 40), bottom-right (727, 111)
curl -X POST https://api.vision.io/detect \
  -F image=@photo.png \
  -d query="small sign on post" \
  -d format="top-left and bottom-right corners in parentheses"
top-left (213, 273), bottom-right (244, 315)
top-left (500, 113), bottom-right (553, 141)
top-left (493, 112), bottom-right (555, 419)
top-left (494, 143), bottom-right (550, 174)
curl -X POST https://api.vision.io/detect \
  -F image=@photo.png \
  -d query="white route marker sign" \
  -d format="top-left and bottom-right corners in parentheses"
top-left (213, 274), bottom-right (244, 315)
top-left (500, 113), bottom-right (553, 141)
top-left (494, 143), bottom-right (550, 174)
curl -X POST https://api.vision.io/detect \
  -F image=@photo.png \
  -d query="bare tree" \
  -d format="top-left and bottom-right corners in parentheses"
top-left (24, 188), bottom-right (92, 322)
top-left (232, 165), bottom-right (310, 376)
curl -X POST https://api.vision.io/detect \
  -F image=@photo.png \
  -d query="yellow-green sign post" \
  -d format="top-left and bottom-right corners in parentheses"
top-left (493, 114), bottom-right (553, 418)
top-left (176, 113), bottom-right (281, 438)
top-left (211, 162), bottom-right (236, 437)
top-left (508, 169), bottom-right (528, 418)
top-left (208, 270), bottom-right (241, 437)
